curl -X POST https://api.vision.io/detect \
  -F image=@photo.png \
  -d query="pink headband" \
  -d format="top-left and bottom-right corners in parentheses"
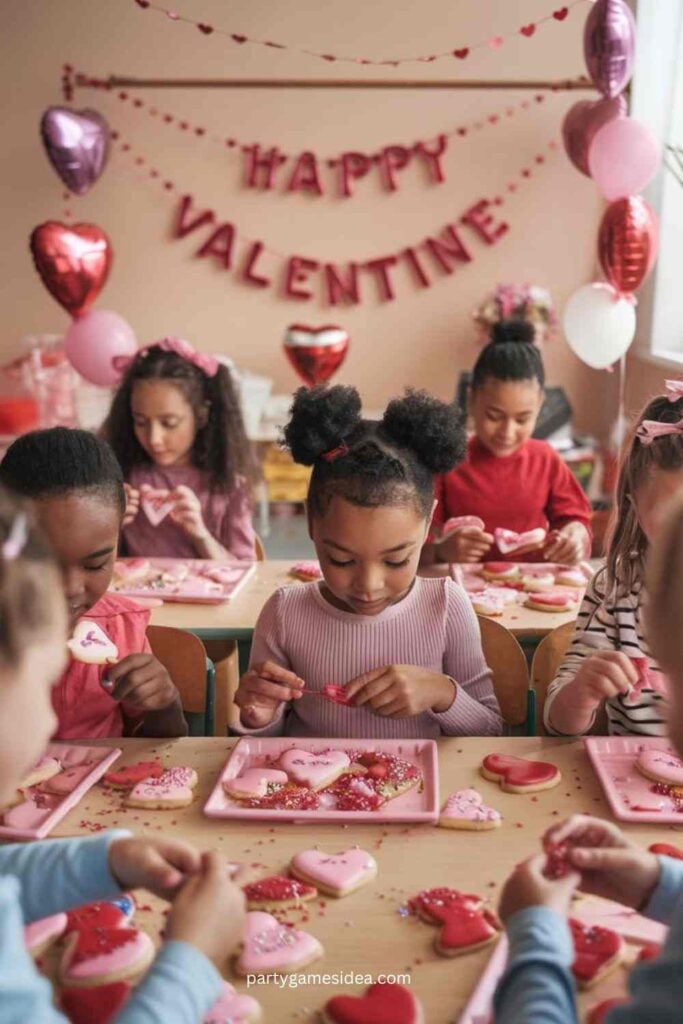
top-left (113, 337), bottom-right (220, 378)
top-left (2, 514), bottom-right (27, 561)
top-left (665, 379), bottom-right (683, 401)
top-left (636, 380), bottom-right (683, 445)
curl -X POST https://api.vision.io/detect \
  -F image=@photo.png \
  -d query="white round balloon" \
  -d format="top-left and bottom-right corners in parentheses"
top-left (562, 282), bottom-right (636, 370)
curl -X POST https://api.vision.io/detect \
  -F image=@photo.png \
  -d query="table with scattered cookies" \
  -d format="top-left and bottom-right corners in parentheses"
top-left (12, 735), bottom-right (683, 1024)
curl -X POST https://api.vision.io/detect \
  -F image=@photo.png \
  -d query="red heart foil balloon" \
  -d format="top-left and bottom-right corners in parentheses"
top-left (598, 196), bottom-right (659, 295)
top-left (324, 981), bottom-right (422, 1024)
top-left (283, 324), bottom-right (349, 386)
top-left (30, 222), bottom-right (112, 317)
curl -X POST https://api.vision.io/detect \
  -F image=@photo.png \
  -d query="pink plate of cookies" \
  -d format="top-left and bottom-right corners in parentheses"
top-left (585, 736), bottom-right (683, 824)
top-left (110, 557), bottom-right (255, 604)
top-left (204, 737), bottom-right (439, 823)
top-left (0, 742), bottom-right (121, 841)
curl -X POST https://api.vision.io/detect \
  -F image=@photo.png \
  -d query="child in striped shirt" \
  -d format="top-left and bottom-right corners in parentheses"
top-left (234, 385), bottom-right (502, 738)
top-left (545, 384), bottom-right (683, 737)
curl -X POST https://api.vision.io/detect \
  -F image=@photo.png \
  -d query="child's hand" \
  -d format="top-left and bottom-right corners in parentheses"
top-left (234, 661), bottom-right (305, 728)
top-left (570, 652), bottom-right (637, 710)
top-left (345, 665), bottom-right (456, 717)
top-left (498, 853), bottom-right (580, 923)
top-left (438, 527), bottom-right (494, 564)
top-left (166, 850), bottom-right (246, 969)
top-left (544, 523), bottom-right (588, 564)
top-left (109, 836), bottom-right (201, 900)
top-left (543, 815), bottom-right (661, 910)
top-left (122, 483), bottom-right (140, 528)
top-left (169, 485), bottom-right (209, 541)
top-left (105, 654), bottom-right (181, 711)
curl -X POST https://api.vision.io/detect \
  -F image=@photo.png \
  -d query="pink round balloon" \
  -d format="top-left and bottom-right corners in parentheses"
top-left (584, 0), bottom-right (636, 99)
top-left (562, 96), bottom-right (626, 177)
top-left (65, 309), bottom-right (137, 387)
top-left (588, 117), bottom-right (660, 200)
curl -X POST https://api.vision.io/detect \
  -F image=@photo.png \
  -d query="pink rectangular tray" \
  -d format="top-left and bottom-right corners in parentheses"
top-left (204, 737), bottom-right (439, 824)
top-left (111, 558), bottom-right (255, 605)
top-left (585, 736), bottom-right (683, 824)
top-left (0, 742), bottom-right (121, 841)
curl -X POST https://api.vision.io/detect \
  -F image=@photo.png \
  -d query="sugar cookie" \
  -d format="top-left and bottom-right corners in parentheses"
top-left (290, 847), bottom-right (377, 898)
top-left (524, 590), bottom-right (580, 613)
top-left (411, 887), bottom-right (500, 957)
top-left (113, 558), bottom-right (151, 585)
top-left (290, 560), bottom-right (323, 582)
top-left (555, 567), bottom-right (587, 588)
top-left (242, 875), bottom-right (317, 911)
top-left (19, 755), bottom-right (62, 790)
top-left (59, 927), bottom-right (155, 987)
top-left (352, 752), bottom-right (421, 800)
top-left (140, 487), bottom-right (176, 527)
top-left (67, 621), bottom-right (119, 665)
top-left (234, 911), bottom-right (323, 976)
top-left (481, 753), bottom-right (561, 793)
top-left (103, 760), bottom-right (164, 790)
top-left (60, 982), bottom-right (132, 1024)
top-left (481, 562), bottom-right (521, 582)
top-left (24, 912), bottom-right (67, 956)
top-left (438, 789), bottom-right (502, 830)
top-left (521, 572), bottom-right (555, 592)
top-left (569, 918), bottom-right (623, 989)
top-left (471, 594), bottom-right (505, 617)
top-left (440, 515), bottom-right (485, 540)
top-left (42, 762), bottom-right (96, 796)
top-left (124, 766), bottom-right (198, 809)
top-left (204, 981), bottom-right (263, 1023)
top-left (635, 748), bottom-right (683, 787)
top-left (223, 768), bottom-right (289, 801)
top-left (494, 527), bottom-right (546, 555)
top-left (323, 981), bottom-right (424, 1024)
top-left (278, 749), bottom-right (350, 790)
top-left (65, 898), bottom-right (135, 934)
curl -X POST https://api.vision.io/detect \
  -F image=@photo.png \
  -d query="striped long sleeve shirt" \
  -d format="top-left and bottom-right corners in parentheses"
top-left (544, 575), bottom-right (667, 737)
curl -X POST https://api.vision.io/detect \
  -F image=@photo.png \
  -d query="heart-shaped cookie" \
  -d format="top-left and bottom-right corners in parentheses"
top-left (569, 918), bottom-right (624, 988)
top-left (224, 768), bottom-right (289, 800)
top-left (103, 760), bottom-right (164, 790)
top-left (67, 620), bottom-right (119, 665)
top-left (19, 755), bottom-right (62, 789)
top-left (494, 527), bottom-right (546, 554)
top-left (524, 590), bottom-right (580, 612)
top-left (481, 753), bottom-right (561, 793)
top-left (60, 927), bottom-right (155, 987)
top-left (113, 558), bottom-right (151, 584)
top-left (290, 560), bottom-right (323, 581)
top-left (65, 898), bottom-right (134, 934)
top-left (42, 762), bottom-right (96, 796)
top-left (290, 847), bottom-right (377, 897)
top-left (482, 562), bottom-right (521, 581)
top-left (234, 911), bottom-right (323, 975)
top-left (24, 912), bottom-right (67, 956)
top-left (323, 982), bottom-right (424, 1024)
top-left (279, 748), bottom-right (351, 790)
top-left (430, 900), bottom-right (501, 957)
top-left (140, 488), bottom-right (176, 527)
top-left (125, 766), bottom-right (198, 809)
top-left (440, 515), bottom-right (485, 540)
top-left (636, 748), bottom-right (683, 786)
top-left (204, 981), bottom-right (262, 1023)
top-left (438, 789), bottom-right (502, 830)
top-left (60, 982), bottom-right (132, 1024)
top-left (242, 875), bottom-right (317, 910)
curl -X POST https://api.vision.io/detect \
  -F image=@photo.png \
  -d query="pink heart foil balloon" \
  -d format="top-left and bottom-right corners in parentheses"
top-left (40, 107), bottom-right (110, 196)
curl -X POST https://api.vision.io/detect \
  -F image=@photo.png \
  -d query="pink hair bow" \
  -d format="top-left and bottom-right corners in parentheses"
top-left (636, 416), bottom-right (683, 446)
top-left (113, 337), bottom-right (219, 378)
top-left (664, 379), bottom-right (683, 402)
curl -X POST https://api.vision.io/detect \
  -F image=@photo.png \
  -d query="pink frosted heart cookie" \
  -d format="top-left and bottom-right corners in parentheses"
top-left (494, 527), bottom-right (546, 555)
top-left (24, 912), bottom-right (67, 956)
top-left (524, 589), bottom-right (580, 613)
top-left (140, 486), bottom-right (176, 526)
top-left (204, 981), bottom-right (262, 1023)
top-left (42, 762), bottom-right (96, 796)
top-left (521, 572), bottom-right (556, 592)
top-left (124, 766), bottom-right (198, 809)
top-left (224, 768), bottom-right (289, 800)
top-left (471, 594), bottom-right (505, 617)
top-left (242, 875), bottom-right (318, 910)
top-left (60, 926), bottom-right (155, 987)
top-left (19, 755), bottom-right (62, 789)
top-left (438, 789), bottom-right (502, 831)
top-left (636, 748), bottom-right (683, 786)
top-left (555, 567), bottom-right (588, 587)
top-left (290, 847), bottom-right (378, 898)
top-left (481, 562), bottom-right (521, 582)
top-left (440, 515), bottom-right (485, 540)
top-left (290, 560), bottom-right (323, 581)
top-left (68, 620), bottom-right (119, 665)
top-left (113, 558), bottom-right (151, 585)
top-left (278, 748), bottom-right (351, 790)
top-left (234, 911), bottom-right (323, 976)
top-left (172, 578), bottom-right (224, 598)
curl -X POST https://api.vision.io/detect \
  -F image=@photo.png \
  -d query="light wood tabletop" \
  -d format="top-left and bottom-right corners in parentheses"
top-left (44, 736), bottom-right (679, 1023)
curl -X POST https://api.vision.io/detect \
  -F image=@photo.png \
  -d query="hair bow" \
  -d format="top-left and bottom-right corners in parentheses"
top-left (636, 416), bottom-right (683, 446)
top-left (664, 379), bottom-right (683, 402)
top-left (2, 514), bottom-right (27, 561)
top-left (113, 337), bottom-right (220, 378)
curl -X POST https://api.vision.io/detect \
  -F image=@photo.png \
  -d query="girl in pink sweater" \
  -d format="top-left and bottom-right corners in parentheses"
top-left (234, 385), bottom-right (502, 738)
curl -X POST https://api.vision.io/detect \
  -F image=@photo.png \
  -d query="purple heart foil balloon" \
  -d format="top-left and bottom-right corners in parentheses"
top-left (583, 0), bottom-right (636, 100)
top-left (562, 95), bottom-right (627, 176)
top-left (40, 107), bottom-right (110, 196)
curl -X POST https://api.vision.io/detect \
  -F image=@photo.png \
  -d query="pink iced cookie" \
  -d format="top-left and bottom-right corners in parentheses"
top-left (223, 768), bottom-right (289, 800)
top-left (25, 912), bottom-right (67, 956)
top-left (482, 562), bottom-right (521, 581)
top-left (124, 766), bottom-right (198, 809)
top-left (438, 788), bottom-right (502, 831)
top-left (2, 794), bottom-right (60, 830)
top-left (522, 572), bottom-right (556, 592)
top-left (67, 621), bottom-right (119, 665)
top-left (278, 749), bottom-right (350, 790)
top-left (440, 516), bottom-right (485, 540)
top-left (555, 567), bottom-right (589, 587)
top-left (113, 558), bottom-right (151, 584)
top-left (42, 762), bottom-right (96, 796)
top-left (525, 589), bottom-right (580, 612)
top-left (140, 487), bottom-right (176, 526)
top-left (636, 748), bottom-right (683, 786)
top-left (494, 527), bottom-right (546, 554)
top-left (290, 560), bottom-right (323, 581)
top-left (20, 755), bottom-right (62, 789)
top-left (290, 847), bottom-right (378, 897)
top-left (200, 564), bottom-right (243, 585)
top-left (204, 981), bottom-right (262, 1023)
top-left (171, 578), bottom-right (224, 598)
top-left (234, 911), bottom-right (323, 976)
top-left (471, 594), bottom-right (505, 617)
top-left (60, 926), bottom-right (155, 987)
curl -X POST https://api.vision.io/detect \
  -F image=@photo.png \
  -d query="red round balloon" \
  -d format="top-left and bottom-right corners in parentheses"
top-left (283, 325), bottom-right (349, 386)
top-left (29, 222), bottom-right (112, 317)
top-left (598, 197), bottom-right (659, 295)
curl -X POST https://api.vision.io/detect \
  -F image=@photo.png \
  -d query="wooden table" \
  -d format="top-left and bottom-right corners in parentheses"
top-left (48, 736), bottom-right (679, 1023)
top-left (150, 561), bottom-right (581, 673)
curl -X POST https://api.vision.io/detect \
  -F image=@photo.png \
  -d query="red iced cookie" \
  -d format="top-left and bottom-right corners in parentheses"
top-left (60, 982), bottom-right (132, 1023)
top-left (103, 760), bottom-right (164, 789)
top-left (569, 918), bottom-right (624, 988)
top-left (586, 998), bottom-right (628, 1024)
top-left (649, 842), bottom-right (683, 860)
top-left (246, 785), bottom-right (321, 811)
top-left (243, 875), bottom-right (317, 909)
top-left (481, 753), bottom-right (561, 793)
top-left (323, 981), bottom-right (424, 1024)
top-left (65, 901), bottom-right (131, 934)
top-left (543, 840), bottom-right (571, 879)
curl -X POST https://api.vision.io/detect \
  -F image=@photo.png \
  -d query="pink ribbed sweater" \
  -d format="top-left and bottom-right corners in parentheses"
top-left (235, 576), bottom-right (502, 739)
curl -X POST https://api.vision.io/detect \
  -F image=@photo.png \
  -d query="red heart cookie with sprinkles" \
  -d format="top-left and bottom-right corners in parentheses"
top-left (430, 901), bottom-right (501, 957)
top-left (60, 982), bottom-right (132, 1023)
top-left (569, 918), bottom-right (624, 988)
top-left (65, 900), bottom-right (132, 934)
top-left (481, 753), bottom-right (561, 793)
top-left (323, 981), bottom-right (424, 1024)
top-left (60, 926), bottom-right (155, 986)
top-left (103, 760), bottom-right (164, 789)
top-left (242, 874), bottom-right (317, 910)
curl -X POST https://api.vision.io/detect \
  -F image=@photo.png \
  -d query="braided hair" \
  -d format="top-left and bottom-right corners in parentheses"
top-left (471, 319), bottom-right (545, 391)
top-left (284, 385), bottom-right (465, 518)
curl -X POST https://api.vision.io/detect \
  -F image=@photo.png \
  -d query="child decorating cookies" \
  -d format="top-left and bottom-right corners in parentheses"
top-left (0, 428), bottom-right (187, 739)
top-left (103, 337), bottom-right (256, 561)
top-left (234, 384), bottom-right (502, 738)
top-left (493, 487), bottom-right (683, 1024)
top-left (422, 320), bottom-right (592, 566)
top-left (0, 488), bottom-right (246, 1023)
top-left (545, 386), bottom-right (683, 737)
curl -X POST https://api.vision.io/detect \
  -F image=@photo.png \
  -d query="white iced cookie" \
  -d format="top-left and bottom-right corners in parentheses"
top-left (67, 621), bottom-right (119, 665)
top-left (438, 788), bottom-right (502, 831)
top-left (521, 572), bottom-right (555, 592)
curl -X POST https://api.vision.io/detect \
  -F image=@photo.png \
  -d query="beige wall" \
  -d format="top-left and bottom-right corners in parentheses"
top-left (2, 0), bottom-right (633, 439)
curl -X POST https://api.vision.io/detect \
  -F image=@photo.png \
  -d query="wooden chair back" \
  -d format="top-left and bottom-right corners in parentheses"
top-left (253, 532), bottom-right (266, 561)
top-left (476, 615), bottom-right (529, 728)
top-left (147, 625), bottom-right (215, 736)
top-left (531, 621), bottom-right (607, 735)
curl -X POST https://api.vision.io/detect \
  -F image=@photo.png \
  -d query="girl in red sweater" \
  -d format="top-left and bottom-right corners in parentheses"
top-left (424, 320), bottom-right (591, 565)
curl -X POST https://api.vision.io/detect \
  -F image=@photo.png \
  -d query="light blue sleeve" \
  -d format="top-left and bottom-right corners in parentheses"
top-left (0, 830), bottom-right (130, 923)
top-left (493, 907), bottom-right (577, 1024)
